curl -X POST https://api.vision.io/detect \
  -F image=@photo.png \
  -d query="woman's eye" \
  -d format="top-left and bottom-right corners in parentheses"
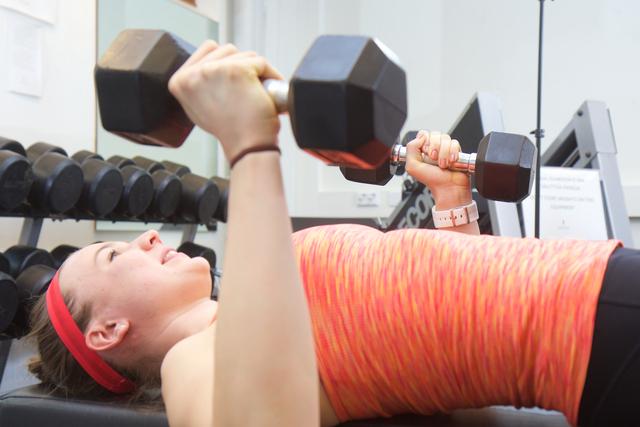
top-left (109, 249), bottom-right (119, 262)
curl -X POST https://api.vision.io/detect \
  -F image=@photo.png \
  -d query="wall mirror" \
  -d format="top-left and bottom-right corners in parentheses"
top-left (96, 0), bottom-right (219, 230)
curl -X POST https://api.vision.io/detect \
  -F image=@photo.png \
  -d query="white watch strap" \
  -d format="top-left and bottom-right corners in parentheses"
top-left (431, 200), bottom-right (479, 229)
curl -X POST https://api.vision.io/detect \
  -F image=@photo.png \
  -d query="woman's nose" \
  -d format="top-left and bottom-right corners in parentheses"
top-left (133, 230), bottom-right (162, 250)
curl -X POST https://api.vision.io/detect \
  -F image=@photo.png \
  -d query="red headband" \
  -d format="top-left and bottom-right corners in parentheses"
top-left (46, 271), bottom-right (136, 394)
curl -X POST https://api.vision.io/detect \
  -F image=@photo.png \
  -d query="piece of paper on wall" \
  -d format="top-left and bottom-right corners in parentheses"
top-left (522, 167), bottom-right (609, 240)
top-left (5, 15), bottom-right (44, 97)
top-left (0, 0), bottom-right (57, 24)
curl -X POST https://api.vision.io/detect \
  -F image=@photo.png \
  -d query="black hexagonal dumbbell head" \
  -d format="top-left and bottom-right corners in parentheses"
top-left (0, 137), bottom-right (32, 211)
top-left (339, 158), bottom-right (394, 186)
top-left (71, 150), bottom-right (124, 217)
top-left (26, 142), bottom-right (83, 213)
top-left (475, 132), bottom-right (536, 203)
top-left (338, 130), bottom-right (419, 186)
top-left (96, 30), bottom-right (194, 147)
top-left (96, 30), bottom-right (407, 171)
top-left (290, 36), bottom-right (407, 169)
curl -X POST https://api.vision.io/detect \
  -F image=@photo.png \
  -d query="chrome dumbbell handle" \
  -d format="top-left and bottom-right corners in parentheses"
top-left (263, 79), bottom-right (289, 114)
top-left (390, 144), bottom-right (477, 175)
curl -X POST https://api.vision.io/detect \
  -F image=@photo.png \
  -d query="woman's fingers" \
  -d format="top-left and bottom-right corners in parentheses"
top-left (451, 139), bottom-right (461, 164)
top-left (183, 40), bottom-right (219, 67)
top-left (424, 131), bottom-right (441, 162)
top-left (438, 134), bottom-right (452, 169)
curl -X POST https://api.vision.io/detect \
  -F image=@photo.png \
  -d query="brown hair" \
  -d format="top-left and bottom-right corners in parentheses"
top-left (26, 289), bottom-right (162, 404)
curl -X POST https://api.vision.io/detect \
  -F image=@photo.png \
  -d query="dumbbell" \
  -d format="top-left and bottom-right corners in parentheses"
top-left (0, 251), bottom-right (11, 275)
top-left (177, 242), bottom-right (219, 300)
top-left (25, 142), bottom-right (84, 213)
top-left (161, 160), bottom-right (190, 177)
top-left (70, 151), bottom-right (124, 217)
top-left (210, 177), bottom-right (229, 223)
top-left (96, 29), bottom-right (407, 170)
top-left (0, 137), bottom-right (32, 211)
top-left (50, 244), bottom-right (79, 269)
top-left (129, 156), bottom-right (182, 219)
top-left (10, 264), bottom-right (56, 338)
top-left (338, 130), bottom-right (416, 186)
top-left (341, 131), bottom-right (536, 203)
top-left (4, 245), bottom-right (55, 278)
top-left (105, 155), bottom-right (154, 217)
top-left (157, 160), bottom-right (219, 224)
top-left (0, 272), bottom-right (19, 337)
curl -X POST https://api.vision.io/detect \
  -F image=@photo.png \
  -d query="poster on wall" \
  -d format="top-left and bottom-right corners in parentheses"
top-left (522, 167), bottom-right (609, 240)
top-left (1, 11), bottom-right (44, 97)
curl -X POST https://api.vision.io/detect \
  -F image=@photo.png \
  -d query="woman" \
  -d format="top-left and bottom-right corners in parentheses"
top-left (27, 41), bottom-right (635, 427)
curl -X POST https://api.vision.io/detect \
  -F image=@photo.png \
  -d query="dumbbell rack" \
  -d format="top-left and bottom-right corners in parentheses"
top-left (1, 211), bottom-right (215, 248)
top-left (0, 154), bottom-right (224, 394)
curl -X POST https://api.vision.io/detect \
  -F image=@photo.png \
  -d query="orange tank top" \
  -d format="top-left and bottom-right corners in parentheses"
top-left (292, 224), bottom-right (621, 426)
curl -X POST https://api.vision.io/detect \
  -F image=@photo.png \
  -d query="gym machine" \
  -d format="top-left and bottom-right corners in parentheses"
top-left (378, 93), bottom-right (525, 236)
top-left (541, 100), bottom-right (633, 246)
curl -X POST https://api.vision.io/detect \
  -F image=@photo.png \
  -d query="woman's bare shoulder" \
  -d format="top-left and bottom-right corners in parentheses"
top-left (162, 324), bottom-right (216, 374)
top-left (161, 325), bottom-right (216, 427)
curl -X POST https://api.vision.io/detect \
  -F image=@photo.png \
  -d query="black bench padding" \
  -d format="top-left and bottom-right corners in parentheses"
top-left (0, 384), bottom-right (168, 427)
top-left (0, 384), bottom-right (571, 427)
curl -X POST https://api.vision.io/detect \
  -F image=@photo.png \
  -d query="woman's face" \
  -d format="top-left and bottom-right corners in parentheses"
top-left (59, 230), bottom-right (214, 358)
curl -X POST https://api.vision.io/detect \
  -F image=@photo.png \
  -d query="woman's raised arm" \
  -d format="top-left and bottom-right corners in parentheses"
top-left (169, 41), bottom-right (319, 427)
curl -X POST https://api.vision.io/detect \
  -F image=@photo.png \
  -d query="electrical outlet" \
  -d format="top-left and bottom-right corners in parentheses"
top-left (355, 192), bottom-right (380, 207)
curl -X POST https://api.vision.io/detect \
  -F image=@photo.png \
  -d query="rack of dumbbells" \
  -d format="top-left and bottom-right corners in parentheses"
top-left (0, 135), bottom-right (227, 393)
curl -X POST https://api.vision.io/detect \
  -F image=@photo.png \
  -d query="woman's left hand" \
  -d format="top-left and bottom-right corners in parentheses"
top-left (405, 130), bottom-right (473, 209)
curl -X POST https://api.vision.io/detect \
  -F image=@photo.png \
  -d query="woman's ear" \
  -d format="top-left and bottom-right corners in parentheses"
top-left (86, 319), bottom-right (130, 352)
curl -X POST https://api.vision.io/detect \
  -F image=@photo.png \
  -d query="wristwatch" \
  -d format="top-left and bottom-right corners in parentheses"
top-left (431, 200), bottom-right (479, 229)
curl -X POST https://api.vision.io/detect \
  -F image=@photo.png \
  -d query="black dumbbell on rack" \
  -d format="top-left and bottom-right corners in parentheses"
top-left (0, 137), bottom-right (32, 211)
top-left (129, 156), bottom-right (183, 220)
top-left (70, 150), bottom-right (124, 217)
top-left (8, 264), bottom-right (56, 338)
top-left (106, 155), bottom-right (154, 218)
top-left (177, 241), bottom-right (220, 300)
top-left (3, 245), bottom-right (55, 279)
top-left (0, 272), bottom-right (19, 338)
top-left (0, 251), bottom-right (11, 276)
top-left (50, 244), bottom-right (79, 269)
top-left (158, 161), bottom-right (220, 225)
top-left (210, 177), bottom-right (228, 223)
top-left (25, 142), bottom-right (84, 214)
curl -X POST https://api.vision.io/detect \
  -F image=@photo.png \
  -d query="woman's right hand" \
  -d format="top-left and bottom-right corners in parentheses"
top-left (405, 130), bottom-right (473, 209)
top-left (168, 41), bottom-right (285, 163)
